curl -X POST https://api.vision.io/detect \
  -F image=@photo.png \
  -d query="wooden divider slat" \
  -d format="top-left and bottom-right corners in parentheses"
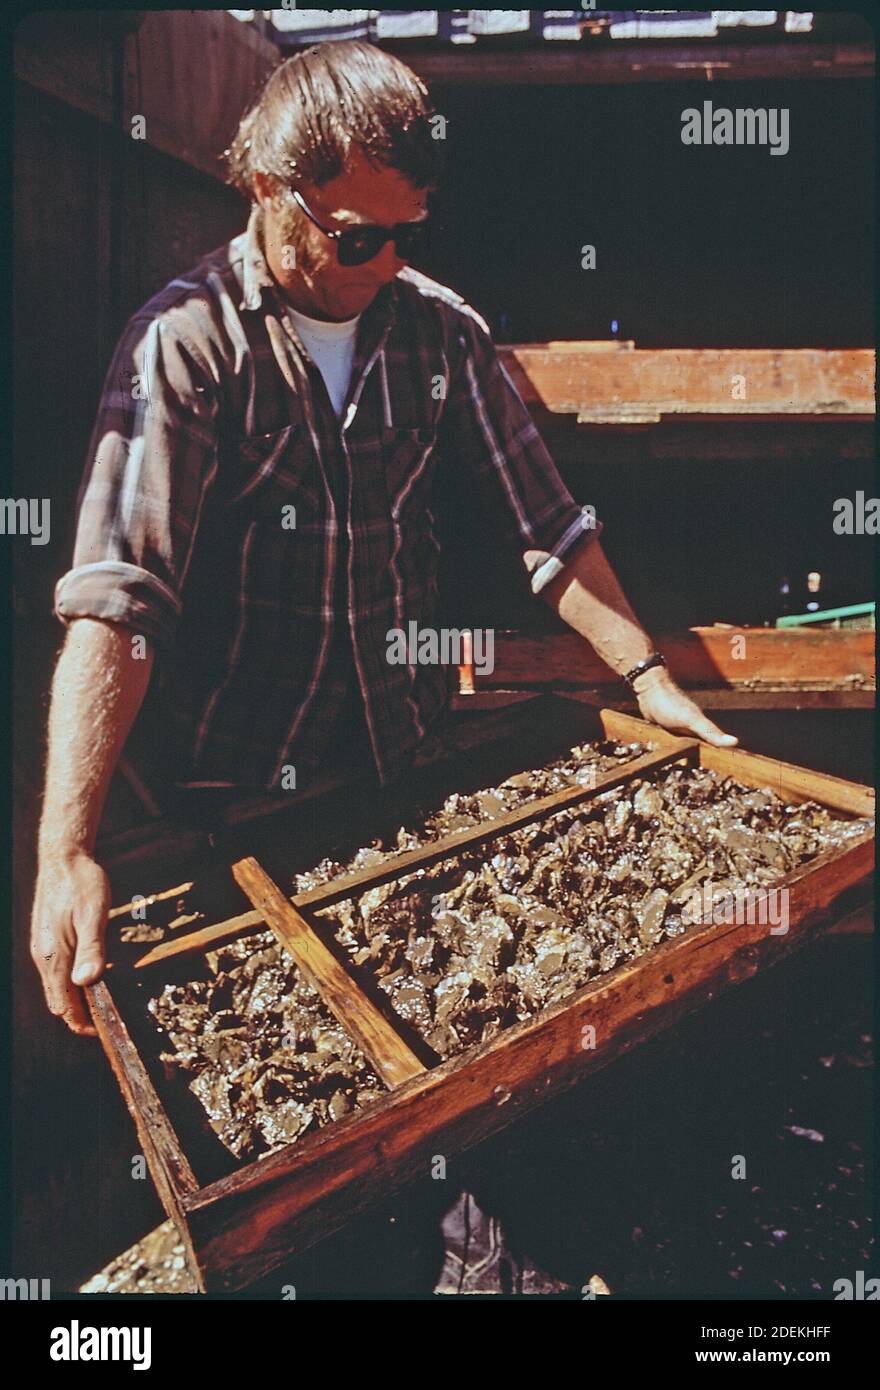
top-left (231, 856), bottom-right (426, 1090)
top-left (697, 744), bottom-right (875, 817)
top-left (108, 881), bottom-right (195, 921)
top-left (86, 979), bottom-right (205, 1290)
top-left (479, 628), bottom-right (875, 689)
top-left (131, 737), bottom-right (699, 972)
top-left (600, 709), bottom-right (876, 816)
top-left (599, 709), bottom-right (694, 748)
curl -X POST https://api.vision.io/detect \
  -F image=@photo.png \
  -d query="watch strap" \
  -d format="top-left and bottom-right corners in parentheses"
top-left (623, 651), bottom-right (667, 690)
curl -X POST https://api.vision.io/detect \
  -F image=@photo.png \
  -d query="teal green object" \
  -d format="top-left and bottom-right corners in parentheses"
top-left (775, 602), bottom-right (875, 629)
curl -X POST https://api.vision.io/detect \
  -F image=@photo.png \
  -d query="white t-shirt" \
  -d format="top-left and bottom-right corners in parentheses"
top-left (286, 306), bottom-right (361, 420)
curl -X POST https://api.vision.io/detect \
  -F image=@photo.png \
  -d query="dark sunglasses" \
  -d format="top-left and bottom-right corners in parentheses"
top-left (291, 188), bottom-right (430, 267)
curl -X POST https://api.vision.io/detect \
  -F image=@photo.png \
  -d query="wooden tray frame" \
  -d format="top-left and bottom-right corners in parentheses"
top-left (86, 709), bottom-right (875, 1292)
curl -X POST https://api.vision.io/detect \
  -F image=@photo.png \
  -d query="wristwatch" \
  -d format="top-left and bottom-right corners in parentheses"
top-left (622, 651), bottom-right (667, 691)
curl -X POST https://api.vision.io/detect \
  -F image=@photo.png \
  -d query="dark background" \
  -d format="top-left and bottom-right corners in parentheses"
top-left (427, 78), bottom-right (874, 350)
top-left (420, 76), bottom-right (875, 635)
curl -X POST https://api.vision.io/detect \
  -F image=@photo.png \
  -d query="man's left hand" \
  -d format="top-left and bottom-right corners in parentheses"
top-left (632, 667), bottom-right (738, 748)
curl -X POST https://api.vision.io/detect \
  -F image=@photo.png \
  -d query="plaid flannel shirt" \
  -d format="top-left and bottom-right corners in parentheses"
top-left (55, 206), bottom-right (602, 789)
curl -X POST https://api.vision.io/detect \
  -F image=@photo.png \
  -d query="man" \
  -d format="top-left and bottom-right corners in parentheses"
top-left (31, 39), bottom-right (735, 1044)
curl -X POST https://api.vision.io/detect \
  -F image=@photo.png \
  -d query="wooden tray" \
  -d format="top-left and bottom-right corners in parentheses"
top-left (86, 708), bottom-right (875, 1292)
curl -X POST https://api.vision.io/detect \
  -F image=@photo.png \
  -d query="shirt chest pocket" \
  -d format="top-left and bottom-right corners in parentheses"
top-left (228, 423), bottom-right (322, 524)
top-left (380, 424), bottom-right (438, 514)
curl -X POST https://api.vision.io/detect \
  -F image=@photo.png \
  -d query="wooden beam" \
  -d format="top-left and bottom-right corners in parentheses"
top-left (85, 979), bottom-right (205, 1290)
top-left (599, 707), bottom-right (875, 816)
top-left (108, 881), bottom-right (195, 923)
top-left (14, 9), bottom-right (116, 124)
top-left (498, 346), bottom-right (875, 421)
top-left (470, 628), bottom-right (876, 691)
top-left (401, 41), bottom-right (874, 86)
top-left (15, 9), bottom-right (278, 184)
top-left (231, 856), bottom-right (426, 1089)
top-left (698, 744), bottom-right (874, 818)
top-left (454, 686), bottom-right (877, 712)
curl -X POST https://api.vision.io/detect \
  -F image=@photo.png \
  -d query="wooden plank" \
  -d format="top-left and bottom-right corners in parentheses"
top-left (14, 10), bottom-right (117, 125)
top-left (183, 827), bottom-right (873, 1291)
top-left (108, 880), bottom-right (194, 922)
top-left (231, 856), bottom-right (426, 1090)
top-left (15, 9), bottom-right (278, 185)
top-left (401, 41), bottom-right (875, 86)
top-left (601, 707), bottom-right (875, 816)
top-left (644, 687), bottom-right (877, 712)
top-left (696, 744), bottom-right (875, 818)
top-left (125, 10), bottom-right (278, 182)
top-left (131, 905), bottom-right (286, 972)
top-left (459, 686), bottom-right (876, 712)
top-left (85, 978), bottom-right (204, 1290)
top-left (498, 347), bottom-right (875, 420)
top-left (476, 628), bottom-right (876, 689)
top-left (132, 739), bottom-right (699, 971)
top-left (263, 740), bottom-right (698, 904)
top-left (599, 707), bottom-right (700, 748)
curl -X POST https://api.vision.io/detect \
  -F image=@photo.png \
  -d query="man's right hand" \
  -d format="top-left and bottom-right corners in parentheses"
top-left (30, 852), bottom-right (111, 1037)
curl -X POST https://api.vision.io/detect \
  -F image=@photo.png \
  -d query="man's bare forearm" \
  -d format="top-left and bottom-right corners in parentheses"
top-left (525, 537), bottom-right (738, 749)
top-left (38, 619), bottom-right (154, 860)
top-left (529, 538), bottom-right (654, 677)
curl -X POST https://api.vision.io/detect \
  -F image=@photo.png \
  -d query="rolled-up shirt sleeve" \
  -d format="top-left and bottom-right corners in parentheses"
top-left (54, 307), bottom-right (219, 648)
top-left (438, 308), bottom-right (602, 595)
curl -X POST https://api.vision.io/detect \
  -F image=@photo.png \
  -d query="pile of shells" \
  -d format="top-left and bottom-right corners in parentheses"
top-left (80, 1221), bottom-right (197, 1295)
top-left (314, 764), bottom-right (869, 1058)
top-left (147, 738), bottom-right (645, 1159)
top-left (149, 737), bottom-right (869, 1156)
top-left (149, 935), bottom-right (384, 1160)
